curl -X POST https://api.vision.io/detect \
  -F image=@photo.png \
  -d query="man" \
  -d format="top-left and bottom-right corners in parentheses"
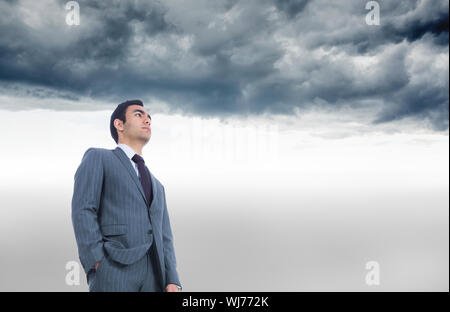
top-left (71, 99), bottom-right (182, 292)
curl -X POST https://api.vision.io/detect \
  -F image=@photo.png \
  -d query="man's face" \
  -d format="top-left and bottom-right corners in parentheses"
top-left (117, 105), bottom-right (152, 144)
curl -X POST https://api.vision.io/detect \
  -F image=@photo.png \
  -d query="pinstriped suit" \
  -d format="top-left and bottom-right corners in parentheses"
top-left (71, 146), bottom-right (181, 291)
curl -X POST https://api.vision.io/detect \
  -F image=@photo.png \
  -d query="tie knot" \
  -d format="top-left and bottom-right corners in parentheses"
top-left (132, 154), bottom-right (145, 164)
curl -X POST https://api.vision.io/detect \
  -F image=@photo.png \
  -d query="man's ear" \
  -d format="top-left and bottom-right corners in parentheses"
top-left (114, 119), bottom-right (124, 132)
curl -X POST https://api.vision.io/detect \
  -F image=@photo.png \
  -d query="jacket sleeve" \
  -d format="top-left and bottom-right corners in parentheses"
top-left (71, 148), bottom-right (105, 274)
top-left (161, 185), bottom-right (182, 288)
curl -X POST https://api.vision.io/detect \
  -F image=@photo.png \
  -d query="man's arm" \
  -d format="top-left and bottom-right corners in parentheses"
top-left (71, 148), bottom-right (105, 273)
top-left (161, 185), bottom-right (182, 290)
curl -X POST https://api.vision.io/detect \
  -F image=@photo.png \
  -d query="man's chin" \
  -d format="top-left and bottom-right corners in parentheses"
top-left (139, 135), bottom-right (151, 144)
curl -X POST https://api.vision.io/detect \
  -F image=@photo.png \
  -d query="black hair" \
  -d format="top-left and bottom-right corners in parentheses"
top-left (110, 99), bottom-right (144, 143)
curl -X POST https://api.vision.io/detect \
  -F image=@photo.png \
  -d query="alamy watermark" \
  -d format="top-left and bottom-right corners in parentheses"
top-left (65, 260), bottom-right (81, 286)
top-left (365, 1), bottom-right (380, 26)
top-left (365, 260), bottom-right (380, 286)
top-left (65, 1), bottom-right (80, 26)
top-left (169, 119), bottom-right (279, 163)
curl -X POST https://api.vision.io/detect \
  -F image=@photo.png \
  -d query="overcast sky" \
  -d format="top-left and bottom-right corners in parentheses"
top-left (0, 0), bottom-right (448, 291)
top-left (0, 0), bottom-right (448, 131)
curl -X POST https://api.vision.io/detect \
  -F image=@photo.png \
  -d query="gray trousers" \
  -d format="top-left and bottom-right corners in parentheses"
top-left (87, 243), bottom-right (163, 292)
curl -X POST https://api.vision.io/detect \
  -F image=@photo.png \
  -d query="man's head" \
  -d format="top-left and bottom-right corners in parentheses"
top-left (110, 99), bottom-right (152, 145)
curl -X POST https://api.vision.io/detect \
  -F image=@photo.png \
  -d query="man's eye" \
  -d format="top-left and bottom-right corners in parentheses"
top-left (136, 113), bottom-right (141, 117)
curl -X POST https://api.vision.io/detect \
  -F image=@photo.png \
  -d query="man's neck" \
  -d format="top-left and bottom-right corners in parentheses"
top-left (118, 140), bottom-right (143, 156)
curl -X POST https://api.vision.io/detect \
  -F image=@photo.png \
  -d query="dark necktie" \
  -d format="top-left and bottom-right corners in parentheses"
top-left (132, 154), bottom-right (152, 206)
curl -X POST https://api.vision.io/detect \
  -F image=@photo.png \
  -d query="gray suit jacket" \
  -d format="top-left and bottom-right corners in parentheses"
top-left (71, 147), bottom-right (181, 289)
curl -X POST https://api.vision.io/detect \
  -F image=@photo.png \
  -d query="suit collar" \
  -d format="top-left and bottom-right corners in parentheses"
top-left (113, 147), bottom-right (157, 207)
top-left (117, 143), bottom-right (138, 160)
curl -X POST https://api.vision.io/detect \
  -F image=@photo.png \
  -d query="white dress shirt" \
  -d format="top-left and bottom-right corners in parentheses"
top-left (117, 143), bottom-right (140, 177)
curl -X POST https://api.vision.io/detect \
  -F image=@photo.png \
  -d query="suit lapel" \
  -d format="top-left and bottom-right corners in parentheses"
top-left (113, 147), bottom-right (148, 206)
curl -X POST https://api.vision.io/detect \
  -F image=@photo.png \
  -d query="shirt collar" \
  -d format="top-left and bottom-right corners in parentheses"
top-left (117, 143), bottom-right (141, 160)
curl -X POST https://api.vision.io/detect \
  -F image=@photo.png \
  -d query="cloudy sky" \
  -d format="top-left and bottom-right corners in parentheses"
top-left (0, 0), bottom-right (448, 291)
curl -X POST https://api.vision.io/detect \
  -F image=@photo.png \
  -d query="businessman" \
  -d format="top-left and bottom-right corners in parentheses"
top-left (71, 99), bottom-right (182, 292)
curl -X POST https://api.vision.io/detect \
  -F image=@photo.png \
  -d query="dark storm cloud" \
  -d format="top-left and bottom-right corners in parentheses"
top-left (0, 0), bottom-right (448, 131)
top-left (273, 0), bottom-right (310, 18)
top-left (0, 0), bottom-right (177, 94)
top-left (295, 0), bottom-right (449, 53)
top-left (381, 5), bottom-right (449, 46)
top-left (374, 65), bottom-right (449, 131)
